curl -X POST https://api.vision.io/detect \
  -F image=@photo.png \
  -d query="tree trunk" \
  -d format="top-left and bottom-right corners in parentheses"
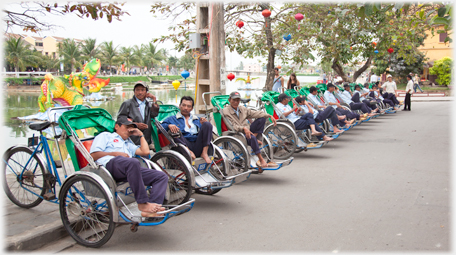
top-left (332, 56), bottom-right (373, 83)
top-left (261, 3), bottom-right (275, 91)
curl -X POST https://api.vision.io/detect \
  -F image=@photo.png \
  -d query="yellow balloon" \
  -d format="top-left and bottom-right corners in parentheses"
top-left (172, 80), bottom-right (181, 90)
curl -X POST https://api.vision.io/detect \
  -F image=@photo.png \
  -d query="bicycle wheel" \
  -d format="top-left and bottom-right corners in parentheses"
top-left (194, 147), bottom-right (226, 195)
top-left (3, 146), bottom-right (46, 208)
top-left (213, 137), bottom-right (249, 176)
top-left (264, 123), bottom-right (297, 160)
top-left (59, 175), bottom-right (115, 248)
top-left (151, 151), bottom-right (193, 205)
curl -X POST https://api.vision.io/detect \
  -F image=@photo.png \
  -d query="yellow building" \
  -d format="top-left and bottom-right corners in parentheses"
top-left (418, 26), bottom-right (453, 82)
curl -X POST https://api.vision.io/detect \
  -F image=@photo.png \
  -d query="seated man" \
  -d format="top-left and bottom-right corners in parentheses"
top-left (161, 96), bottom-right (213, 164)
top-left (294, 95), bottom-right (346, 133)
top-left (90, 118), bottom-right (167, 218)
top-left (323, 84), bottom-right (364, 121)
top-left (370, 85), bottom-right (398, 110)
top-left (276, 93), bottom-right (333, 142)
top-left (381, 75), bottom-right (401, 106)
top-left (307, 86), bottom-right (355, 127)
top-left (222, 91), bottom-right (278, 172)
top-left (340, 84), bottom-right (378, 116)
top-left (353, 84), bottom-right (382, 112)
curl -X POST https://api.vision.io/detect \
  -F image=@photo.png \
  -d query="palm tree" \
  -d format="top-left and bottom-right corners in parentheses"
top-left (178, 53), bottom-right (195, 71)
top-left (167, 56), bottom-right (179, 69)
top-left (80, 38), bottom-right (100, 62)
top-left (58, 38), bottom-right (82, 73)
top-left (4, 37), bottom-right (40, 72)
top-left (132, 45), bottom-right (145, 75)
top-left (100, 41), bottom-right (119, 75)
top-left (120, 46), bottom-right (138, 75)
top-left (38, 54), bottom-right (60, 72)
top-left (142, 42), bottom-right (165, 72)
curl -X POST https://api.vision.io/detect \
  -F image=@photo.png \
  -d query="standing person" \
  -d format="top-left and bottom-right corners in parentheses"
top-left (413, 73), bottom-right (424, 93)
top-left (90, 118), bottom-right (167, 217)
top-left (272, 67), bottom-right (285, 92)
top-left (222, 91), bottom-right (278, 172)
top-left (117, 81), bottom-right (159, 147)
top-left (323, 72), bottom-right (327, 84)
top-left (287, 73), bottom-right (301, 90)
top-left (403, 75), bottom-right (413, 111)
top-left (370, 72), bottom-right (378, 83)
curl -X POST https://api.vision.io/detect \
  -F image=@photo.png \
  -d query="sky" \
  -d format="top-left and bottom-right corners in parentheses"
top-left (1, 1), bottom-right (267, 71)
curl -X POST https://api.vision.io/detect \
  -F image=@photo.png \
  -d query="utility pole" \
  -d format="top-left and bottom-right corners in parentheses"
top-left (193, 2), bottom-right (226, 114)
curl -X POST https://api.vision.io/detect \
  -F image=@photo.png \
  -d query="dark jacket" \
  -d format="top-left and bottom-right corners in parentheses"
top-left (117, 96), bottom-right (153, 145)
top-left (161, 112), bottom-right (202, 142)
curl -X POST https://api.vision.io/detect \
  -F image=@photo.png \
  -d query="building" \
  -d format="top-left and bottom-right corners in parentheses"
top-left (243, 63), bottom-right (261, 72)
top-left (417, 26), bottom-right (453, 82)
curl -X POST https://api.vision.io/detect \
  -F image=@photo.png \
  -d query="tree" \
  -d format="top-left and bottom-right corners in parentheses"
top-left (4, 36), bottom-right (41, 72)
top-left (58, 38), bottom-right (82, 73)
top-left (167, 56), bottom-right (179, 69)
top-left (177, 53), bottom-right (194, 71)
top-left (132, 45), bottom-right (145, 75)
top-left (38, 54), bottom-right (60, 72)
top-left (430, 57), bottom-right (452, 86)
top-left (237, 61), bottom-right (244, 71)
top-left (120, 46), bottom-right (138, 74)
top-left (100, 41), bottom-right (119, 75)
top-left (3, 2), bottom-right (129, 33)
top-left (142, 42), bottom-right (165, 71)
top-left (80, 38), bottom-right (100, 62)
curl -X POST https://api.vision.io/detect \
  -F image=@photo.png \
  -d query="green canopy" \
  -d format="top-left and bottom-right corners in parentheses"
top-left (210, 95), bottom-right (231, 136)
top-left (260, 91), bottom-right (280, 117)
top-left (150, 104), bottom-right (180, 152)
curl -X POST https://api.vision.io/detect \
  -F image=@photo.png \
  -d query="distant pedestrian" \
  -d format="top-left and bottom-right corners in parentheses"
top-left (403, 75), bottom-right (413, 111)
top-left (323, 72), bottom-right (327, 84)
top-left (413, 73), bottom-right (424, 93)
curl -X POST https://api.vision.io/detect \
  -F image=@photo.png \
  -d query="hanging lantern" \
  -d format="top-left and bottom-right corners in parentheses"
top-left (181, 70), bottom-right (190, 91)
top-left (295, 13), bottom-right (303, 21)
top-left (372, 42), bottom-right (377, 47)
top-left (227, 73), bottom-right (235, 81)
top-left (350, 46), bottom-right (353, 50)
top-left (374, 50), bottom-right (379, 54)
top-left (236, 20), bottom-right (244, 29)
top-left (387, 48), bottom-right (394, 54)
top-left (262, 9), bottom-right (271, 18)
top-left (172, 80), bottom-right (181, 90)
top-left (283, 34), bottom-right (292, 41)
top-left (277, 65), bottom-right (282, 69)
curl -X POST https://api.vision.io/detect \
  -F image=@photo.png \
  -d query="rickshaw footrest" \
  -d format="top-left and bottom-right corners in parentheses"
top-left (43, 192), bottom-right (56, 200)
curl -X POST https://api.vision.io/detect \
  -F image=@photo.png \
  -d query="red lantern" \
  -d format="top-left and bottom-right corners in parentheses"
top-left (227, 73), bottom-right (235, 81)
top-left (262, 9), bottom-right (271, 18)
top-left (387, 48), bottom-right (394, 54)
top-left (277, 65), bottom-right (281, 69)
top-left (295, 13), bottom-right (303, 21)
top-left (236, 20), bottom-right (244, 29)
top-left (372, 42), bottom-right (377, 47)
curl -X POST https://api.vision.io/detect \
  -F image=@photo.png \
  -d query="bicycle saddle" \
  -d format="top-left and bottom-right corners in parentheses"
top-left (241, 98), bottom-right (251, 104)
top-left (29, 121), bottom-right (51, 131)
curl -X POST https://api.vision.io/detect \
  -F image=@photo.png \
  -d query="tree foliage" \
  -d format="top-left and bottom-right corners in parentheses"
top-left (429, 57), bottom-right (452, 86)
top-left (3, 2), bottom-right (129, 33)
top-left (4, 36), bottom-right (41, 72)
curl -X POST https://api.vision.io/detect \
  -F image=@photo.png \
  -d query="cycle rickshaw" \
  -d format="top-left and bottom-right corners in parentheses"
top-left (150, 102), bottom-right (252, 195)
top-left (3, 105), bottom-right (195, 248)
top-left (204, 92), bottom-right (293, 171)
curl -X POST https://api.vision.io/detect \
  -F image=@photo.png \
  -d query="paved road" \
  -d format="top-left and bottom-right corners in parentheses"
top-left (32, 102), bottom-right (450, 252)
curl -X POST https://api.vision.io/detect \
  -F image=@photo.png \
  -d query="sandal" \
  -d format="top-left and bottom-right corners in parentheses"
top-left (255, 160), bottom-right (264, 173)
top-left (267, 162), bottom-right (279, 168)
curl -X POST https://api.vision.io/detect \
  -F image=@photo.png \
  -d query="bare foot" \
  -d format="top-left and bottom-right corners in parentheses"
top-left (138, 202), bottom-right (165, 213)
top-left (338, 115), bottom-right (346, 120)
top-left (201, 153), bottom-right (212, 164)
top-left (141, 211), bottom-right (163, 217)
top-left (188, 150), bottom-right (196, 160)
top-left (311, 131), bottom-right (322, 136)
top-left (323, 136), bottom-right (333, 142)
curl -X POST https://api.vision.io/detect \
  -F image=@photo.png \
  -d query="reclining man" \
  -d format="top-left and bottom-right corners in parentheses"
top-left (294, 95), bottom-right (347, 133)
top-left (370, 85), bottom-right (398, 110)
top-left (223, 91), bottom-right (278, 172)
top-left (340, 83), bottom-right (379, 116)
top-left (352, 84), bottom-right (383, 113)
top-left (161, 96), bottom-right (213, 164)
top-left (322, 84), bottom-right (364, 121)
top-left (90, 118), bottom-right (167, 218)
top-left (276, 93), bottom-right (333, 142)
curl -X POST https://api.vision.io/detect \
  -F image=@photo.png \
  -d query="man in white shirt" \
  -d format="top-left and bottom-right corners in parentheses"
top-left (276, 93), bottom-right (333, 142)
top-left (381, 75), bottom-right (401, 106)
top-left (403, 75), bottom-right (413, 111)
top-left (370, 73), bottom-right (378, 83)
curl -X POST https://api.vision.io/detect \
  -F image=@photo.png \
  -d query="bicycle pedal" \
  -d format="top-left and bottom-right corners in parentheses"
top-left (43, 192), bottom-right (56, 200)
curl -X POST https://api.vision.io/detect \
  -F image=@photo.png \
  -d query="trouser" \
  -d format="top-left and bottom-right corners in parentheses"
top-left (246, 118), bottom-right (266, 155)
top-left (404, 93), bottom-right (411, 110)
top-left (383, 92), bottom-right (400, 105)
top-left (349, 102), bottom-right (371, 113)
top-left (414, 83), bottom-right (423, 92)
top-left (382, 98), bottom-right (394, 107)
top-left (352, 93), bottom-right (376, 110)
top-left (106, 156), bottom-right (168, 204)
top-left (174, 122), bottom-right (213, 157)
top-left (315, 106), bottom-right (339, 126)
top-left (294, 113), bottom-right (324, 139)
top-left (335, 107), bottom-right (360, 120)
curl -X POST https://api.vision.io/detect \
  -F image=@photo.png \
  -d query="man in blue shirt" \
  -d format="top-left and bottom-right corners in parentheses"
top-left (162, 96), bottom-right (213, 164)
top-left (321, 84), bottom-right (363, 121)
top-left (276, 93), bottom-right (333, 142)
top-left (352, 84), bottom-right (380, 112)
top-left (340, 84), bottom-right (378, 116)
top-left (90, 118), bottom-right (167, 218)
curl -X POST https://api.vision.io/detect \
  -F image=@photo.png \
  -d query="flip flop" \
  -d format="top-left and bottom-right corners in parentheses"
top-left (256, 160), bottom-right (264, 173)
top-left (267, 162), bottom-right (279, 168)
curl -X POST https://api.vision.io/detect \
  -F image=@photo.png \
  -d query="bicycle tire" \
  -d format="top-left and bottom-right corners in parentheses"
top-left (213, 137), bottom-right (249, 175)
top-left (59, 175), bottom-right (115, 248)
top-left (264, 123), bottom-right (297, 160)
top-left (3, 146), bottom-right (46, 208)
top-left (151, 152), bottom-right (193, 204)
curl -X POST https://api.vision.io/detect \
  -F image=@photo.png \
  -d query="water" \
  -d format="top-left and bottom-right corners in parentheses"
top-left (1, 75), bottom-right (319, 151)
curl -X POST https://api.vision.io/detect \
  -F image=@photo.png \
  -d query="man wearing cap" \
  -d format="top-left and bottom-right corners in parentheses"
top-left (162, 96), bottom-right (213, 164)
top-left (340, 84), bottom-right (378, 116)
top-left (381, 75), bottom-right (401, 106)
top-left (117, 81), bottom-right (159, 146)
top-left (352, 85), bottom-right (381, 112)
top-left (276, 93), bottom-right (333, 141)
top-left (90, 119), bottom-right (168, 218)
top-left (323, 84), bottom-right (365, 121)
top-left (223, 91), bottom-right (278, 172)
